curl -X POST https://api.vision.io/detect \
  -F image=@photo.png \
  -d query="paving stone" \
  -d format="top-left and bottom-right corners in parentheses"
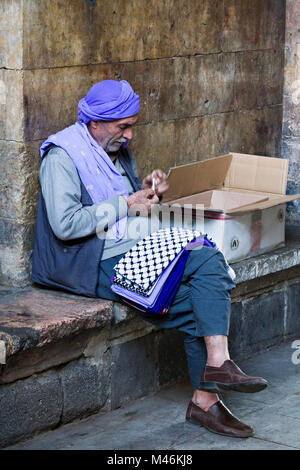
top-left (220, 383), bottom-right (285, 408)
top-left (242, 343), bottom-right (300, 383)
top-left (6, 393), bottom-right (180, 450)
top-left (266, 392), bottom-right (300, 421)
top-left (156, 380), bottom-right (192, 405)
top-left (117, 421), bottom-right (204, 451)
top-left (173, 432), bottom-right (295, 450)
top-left (240, 409), bottom-right (300, 449)
top-left (215, 392), bottom-right (267, 420)
top-left (222, 343), bottom-right (300, 405)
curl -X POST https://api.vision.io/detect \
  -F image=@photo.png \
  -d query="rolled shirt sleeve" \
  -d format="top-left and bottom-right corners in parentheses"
top-left (39, 146), bottom-right (128, 241)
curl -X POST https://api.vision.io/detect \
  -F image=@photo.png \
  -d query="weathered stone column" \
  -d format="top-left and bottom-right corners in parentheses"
top-left (281, 0), bottom-right (300, 224)
top-left (0, 1), bottom-right (40, 287)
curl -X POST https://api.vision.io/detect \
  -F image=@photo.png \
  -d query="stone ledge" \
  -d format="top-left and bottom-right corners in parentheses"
top-left (0, 287), bottom-right (114, 360)
top-left (0, 226), bottom-right (299, 364)
top-left (232, 225), bottom-right (300, 284)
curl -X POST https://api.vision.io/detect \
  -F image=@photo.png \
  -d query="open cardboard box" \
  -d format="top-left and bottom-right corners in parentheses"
top-left (161, 152), bottom-right (300, 263)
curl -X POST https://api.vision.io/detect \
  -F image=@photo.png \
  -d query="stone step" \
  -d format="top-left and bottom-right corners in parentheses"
top-left (0, 286), bottom-right (114, 364)
top-left (6, 342), bottom-right (300, 450)
top-left (1, 225), bottom-right (300, 447)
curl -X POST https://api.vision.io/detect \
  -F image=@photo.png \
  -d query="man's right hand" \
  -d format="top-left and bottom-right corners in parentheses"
top-left (125, 189), bottom-right (159, 216)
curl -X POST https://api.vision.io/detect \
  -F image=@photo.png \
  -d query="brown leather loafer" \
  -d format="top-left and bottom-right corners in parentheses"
top-left (186, 400), bottom-right (254, 438)
top-left (198, 360), bottom-right (268, 393)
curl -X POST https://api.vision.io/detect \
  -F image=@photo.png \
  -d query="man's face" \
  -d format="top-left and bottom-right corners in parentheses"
top-left (88, 114), bottom-right (138, 153)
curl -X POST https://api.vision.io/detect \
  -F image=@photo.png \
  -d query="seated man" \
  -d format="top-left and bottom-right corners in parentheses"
top-left (32, 79), bottom-right (267, 438)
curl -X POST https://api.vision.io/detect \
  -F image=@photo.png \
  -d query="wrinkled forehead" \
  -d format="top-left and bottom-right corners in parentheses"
top-left (110, 114), bottom-right (139, 126)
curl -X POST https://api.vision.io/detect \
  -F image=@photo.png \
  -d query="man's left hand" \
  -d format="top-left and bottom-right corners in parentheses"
top-left (142, 169), bottom-right (169, 197)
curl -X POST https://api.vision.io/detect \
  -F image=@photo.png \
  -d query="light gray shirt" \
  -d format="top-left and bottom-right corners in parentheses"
top-left (39, 146), bottom-right (160, 260)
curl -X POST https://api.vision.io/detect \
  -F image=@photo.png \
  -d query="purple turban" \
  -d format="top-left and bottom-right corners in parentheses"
top-left (78, 80), bottom-right (139, 123)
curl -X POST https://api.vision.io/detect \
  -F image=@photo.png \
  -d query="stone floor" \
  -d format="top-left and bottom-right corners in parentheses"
top-left (6, 341), bottom-right (300, 450)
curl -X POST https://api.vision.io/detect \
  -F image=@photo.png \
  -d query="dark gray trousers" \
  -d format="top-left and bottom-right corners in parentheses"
top-left (97, 246), bottom-right (235, 389)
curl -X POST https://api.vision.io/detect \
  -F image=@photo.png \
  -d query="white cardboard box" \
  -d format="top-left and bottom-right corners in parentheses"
top-left (161, 152), bottom-right (300, 263)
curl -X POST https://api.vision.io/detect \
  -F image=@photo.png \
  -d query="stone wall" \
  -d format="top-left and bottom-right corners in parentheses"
top-left (0, 0), bottom-right (286, 286)
top-left (281, 0), bottom-right (300, 224)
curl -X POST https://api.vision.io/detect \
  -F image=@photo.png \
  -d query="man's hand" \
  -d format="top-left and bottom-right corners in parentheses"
top-left (142, 169), bottom-right (169, 197)
top-left (125, 189), bottom-right (159, 216)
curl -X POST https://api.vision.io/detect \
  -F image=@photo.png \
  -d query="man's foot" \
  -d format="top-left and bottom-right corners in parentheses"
top-left (186, 400), bottom-right (253, 438)
top-left (198, 360), bottom-right (268, 393)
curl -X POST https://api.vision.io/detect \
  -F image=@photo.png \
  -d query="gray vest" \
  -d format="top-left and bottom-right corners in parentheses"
top-left (31, 149), bottom-right (142, 297)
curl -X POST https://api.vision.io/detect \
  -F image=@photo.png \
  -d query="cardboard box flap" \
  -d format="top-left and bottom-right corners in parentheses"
top-left (163, 154), bottom-right (232, 202)
top-left (224, 152), bottom-right (288, 195)
top-left (164, 190), bottom-right (268, 213)
top-left (226, 193), bottom-right (300, 214)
